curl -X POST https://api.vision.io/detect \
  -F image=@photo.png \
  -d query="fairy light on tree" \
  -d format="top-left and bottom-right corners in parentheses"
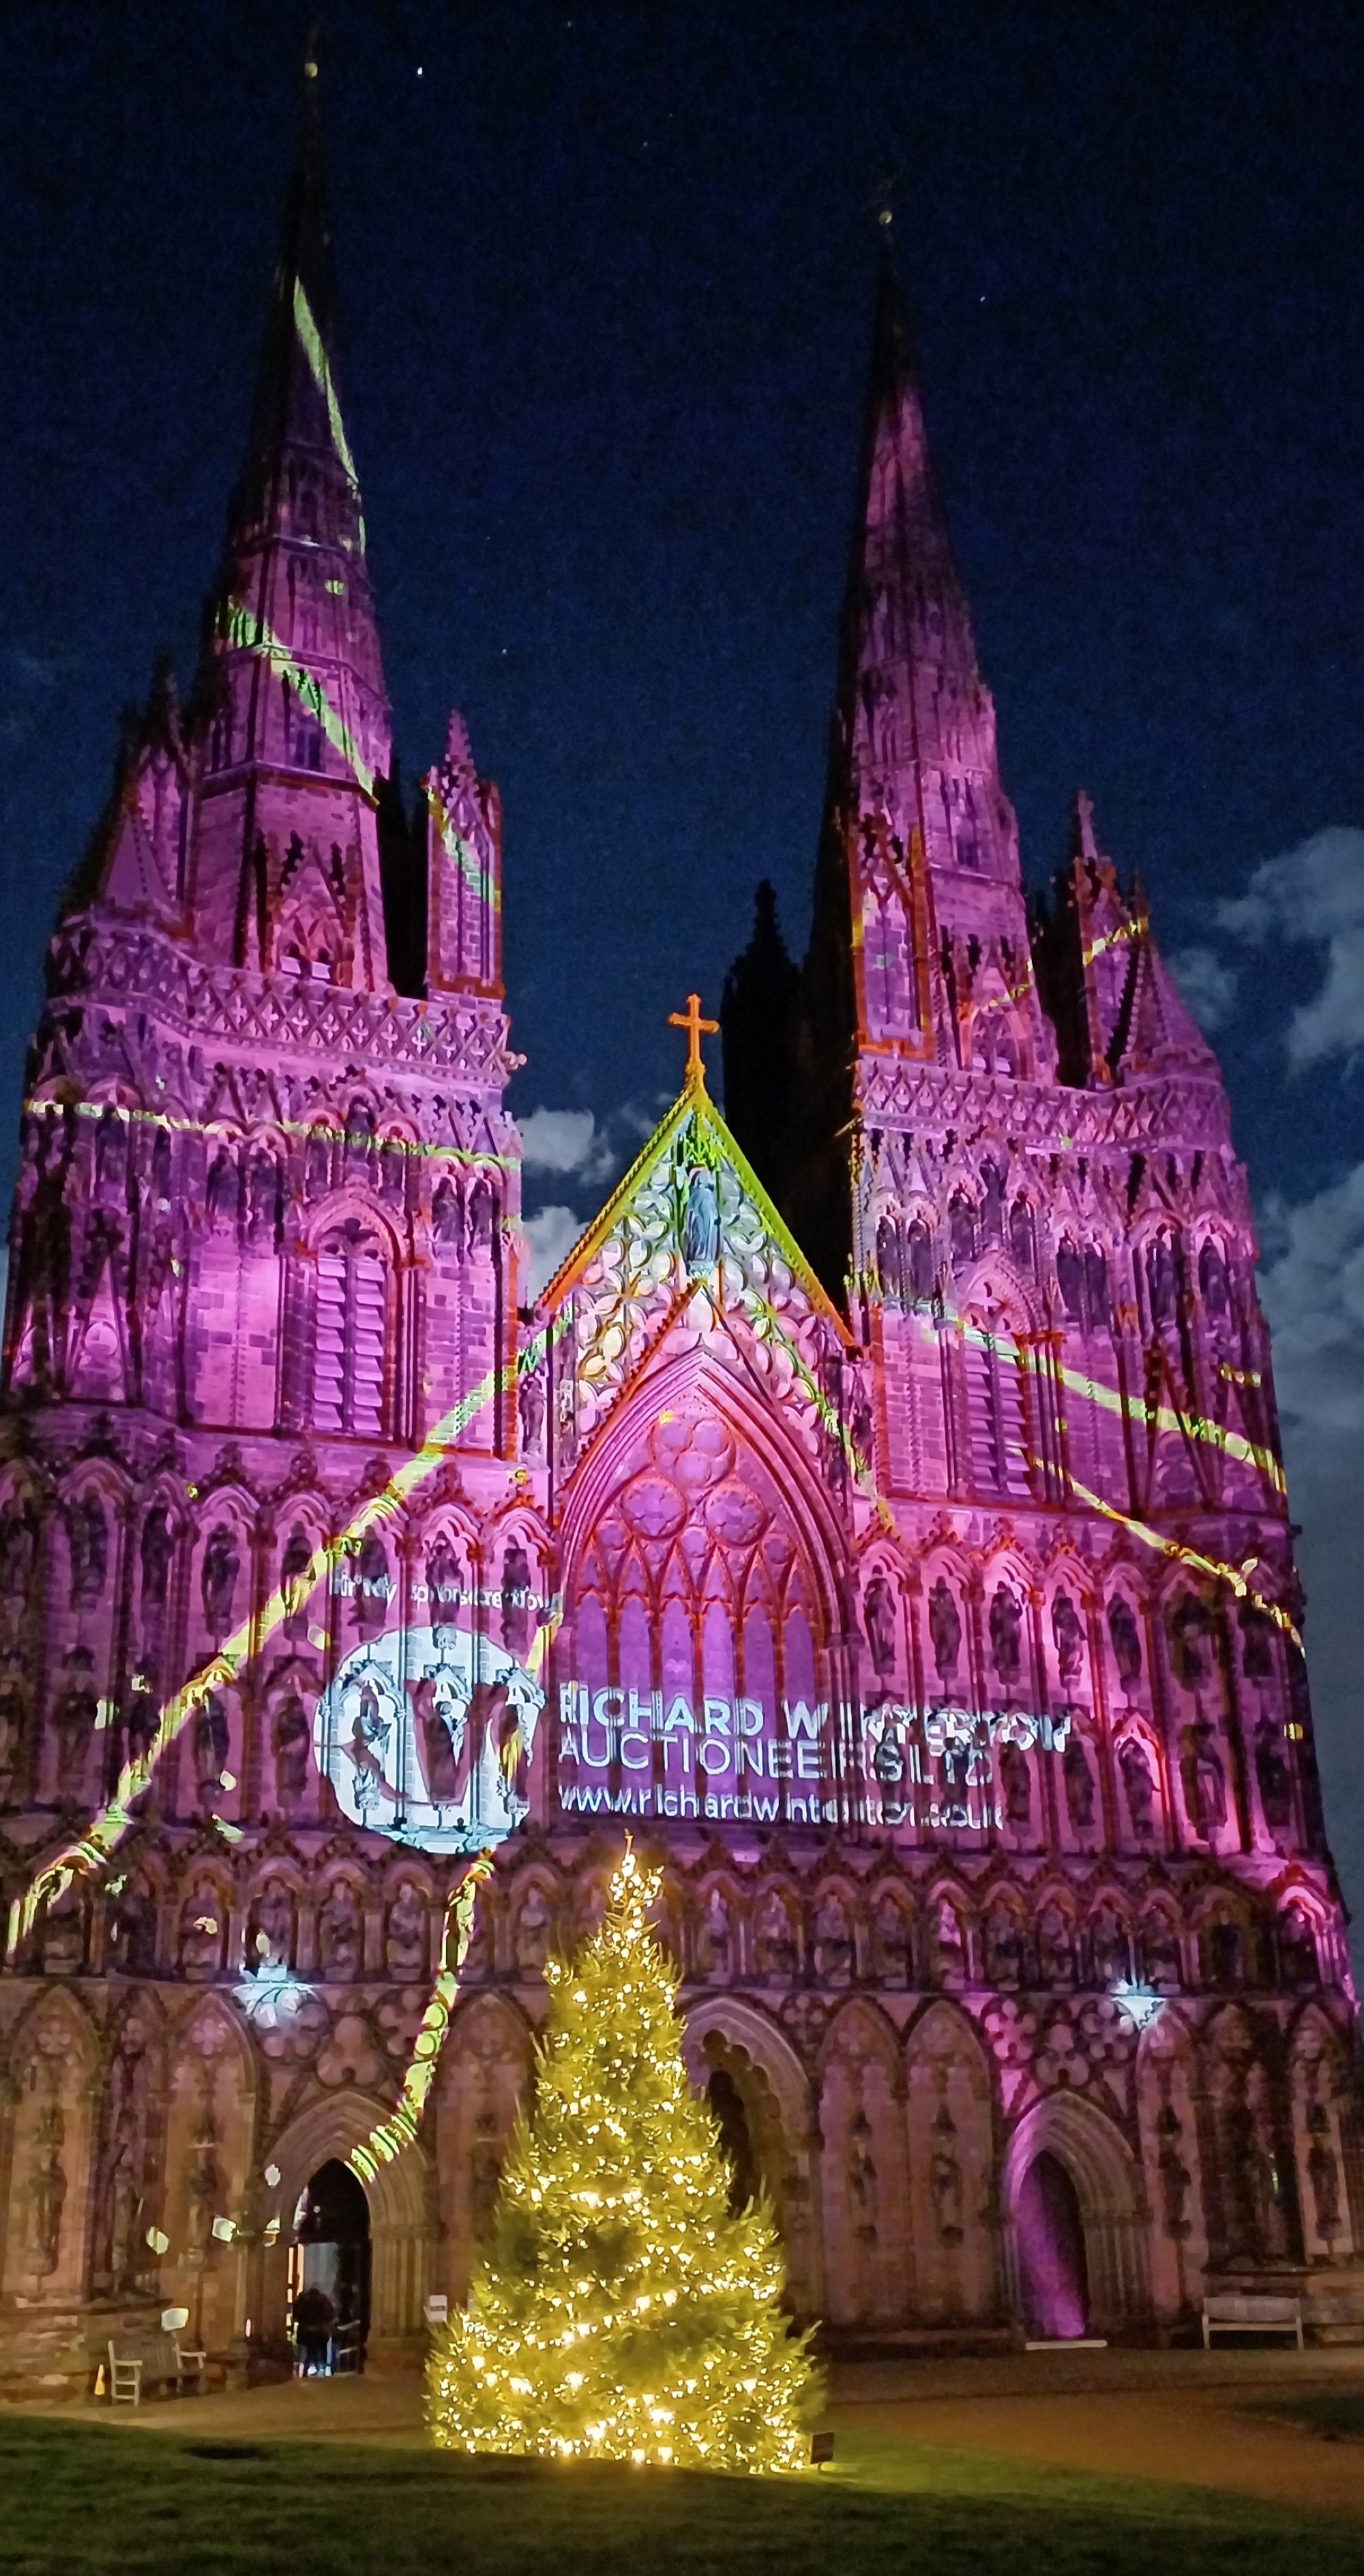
top-left (427, 1840), bottom-right (820, 2472)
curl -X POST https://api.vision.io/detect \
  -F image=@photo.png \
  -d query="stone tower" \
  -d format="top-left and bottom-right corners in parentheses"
top-left (0, 127), bottom-right (1359, 2391)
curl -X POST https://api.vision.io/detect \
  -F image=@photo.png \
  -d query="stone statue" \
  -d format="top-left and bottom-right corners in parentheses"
top-left (68, 1493), bottom-right (108, 1606)
top-left (1052, 1589), bottom-right (1085, 1685)
top-left (54, 1654), bottom-right (98, 1793)
top-left (470, 2113), bottom-right (503, 2236)
top-left (501, 1540), bottom-right (533, 1658)
top-left (986, 1907), bottom-right (1023, 1986)
top-left (814, 1896), bottom-right (853, 1985)
top-left (1106, 1593), bottom-right (1142, 1687)
top-left (104, 2141), bottom-right (140, 2292)
top-left (273, 1690), bottom-right (311, 1804)
top-left (432, 1178), bottom-right (462, 1247)
top-left (932, 1900), bottom-right (965, 1988)
top-left (514, 1885), bottom-right (552, 1975)
top-left (929, 2107), bottom-right (964, 2244)
top-left (0, 1503), bottom-right (36, 1601)
top-left (385, 1883), bottom-right (428, 1978)
top-left (426, 1536), bottom-right (462, 1646)
top-left (846, 2107), bottom-right (878, 2245)
top-left (1118, 1737), bottom-right (1156, 1837)
top-left (989, 1584), bottom-right (1023, 1689)
top-left (681, 1163), bottom-right (720, 1274)
top-left (318, 1883), bottom-right (363, 1978)
top-left (863, 1574), bottom-right (898, 1679)
top-left (28, 2097), bottom-right (66, 2276)
top-left (466, 1175), bottom-right (496, 1255)
top-left (1181, 1721), bottom-right (1227, 1836)
top-left (999, 1739), bottom-right (1032, 1829)
top-left (754, 1896), bottom-right (797, 1984)
top-left (1037, 1905), bottom-right (1073, 1986)
top-left (351, 1531), bottom-right (390, 1639)
top-left (1063, 1736), bottom-right (1096, 1832)
top-left (874, 1893), bottom-right (910, 1984)
top-left (1255, 1720), bottom-right (1294, 1832)
top-left (192, 1691), bottom-right (230, 1804)
top-left (140, 1505), bottom-right (173, 1616)
top-left (206, 1147), bottom-right (239, 1233)
top-left (280, 1522), bottom-right (313, 1641)
top-left (1090, 1907), bottom-right (1128, 1986)
top-left (699, 1888), bottom-right (731, 1981)
top-left (1158, 2136), bottom-right (1192, 2238)
top-left (927, 1578), bottom-right (962, 1683)
top-left (201, 1525), bottom-right (240, 1638)
top-left (1239, 1601), bottom-right (1275, 1682)
top-left (518, 1365), bottom-right (546, 1459)
top-left (1307, 2113), bottom-right (1341, 2240)
top-left (1169, 1593), bottom-right (1213, 1692)
top-left (246, 1881), bottom-right (293, 1972)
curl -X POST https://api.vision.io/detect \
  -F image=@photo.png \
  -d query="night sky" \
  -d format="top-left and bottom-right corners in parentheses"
top-left (3, 5), bottom-right (1364, 1921)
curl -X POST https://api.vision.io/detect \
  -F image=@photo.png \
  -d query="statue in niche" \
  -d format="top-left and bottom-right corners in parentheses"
top-left (1255, 1720), bottom-right (1294, 1832)
top-left (1141, 1914), bottom-right (1182, 1992)
top-left (754, 1895), bottom-right (797, 1985)
top-left (999, 1739), bottom-right (1032, 1829)
top-left (140, 1506), bottom-right (173, 1619)
top-left (426, 1536), bottom-right (462, 1646)
top-left (205, 1148), bottom-right (239, 1234)
top-left (432, 1178), bottom-right (462, 1248)
top-left (351, 1531), bottom-right (391, 1639)
top-left (698, 1888), bottom-right (731, 1981)
top-left (1146, 1232), bottom-right (1177, 1328)
top-left (932, 1899), bottom-right (966, 1988)
top-left (814, 1895), bottom-right (853, 1986)
top-left (385, 1883), bottom-right (428, 1979)
top-left (470, 2110), bottom-right (503, 2238)
top-left (1038, 1906), bottom-right (1074, 1986)
top-left (95, 1110), bottom-right (126, 1198)
top-left (1169, 1593), bottom-right (1213, 1692)
top-left (111, 1881), bottom-right (158, 1976)
top-left (863, 1574), bottom-right (898, 1680)
top-left (681, 1163), bottom-right (720, 1274)
top-left (1009, 1197), bottom-right (1035, 1277)
top-left (179, 1886), bottom-right (224, 1977)
top-left (1063, 1736), bottom-right (1096, 1832)
top-left (151, 1122), bottom-right (172, 1205)
top-left (949, 1197), bottom-right (975, 1269)
top-left (1181, 1721), bottom-right (1227, 1836)
top-left (1199, 1237), bottom-right (1232, 1328)
top-left (305, 1130), bottom-right (331, 1199)
top-left (929, 2103), bottom-right (965, 2245)
top-left (41, 1892), bottom-right (85, 1975)
top-left (201, 1525), bottom-right (240, 1639)
top-left (184, 2080), bottom-right (221, 2261)
top-left (28, 2093), bottom-right (66, 2276)
top-left (1084, 1245), bottom-right (1109, 1329)
top-left (518, 1366), bottom-right (546, 1460)
top-left (192, 1692), bottom-right (230, 1805)
top-left (1307, 2107), bottom-right (1342, 2240)
top-left (927, 1578), bottom-right (962, 1683)
top-left (846, 2104), bottom-right (878, 2245)
top-left (246, 1881), bottom-right (293, 1973)
top-left (514, 1885), bottom-right (552, 1976)
top-left (54, 1651), bottom-right (98, 1794)
top-left (1239, 1601), bottom-right (1275, 1681)
top-left (248, 1152), bottom-right (280, 1245)
top-left (0, 1503), bottom-right (36, 1601)
top-left (318, 1883), bottom-right (363, 1979)
top-left (280, 1523), bottom-right (313, 1641)
top-left (1057, 1240), bottom-right (1084, 1323)
top-left (989, 1584), bottom-right (1023, 1690)
top-left (273, 1690), bottom-right (311, 1805)
top-left (466, 1175), bottom-right (496, 1256)
top-left (1052, 1589), bottom-right (1086, 1685)
top-left (906, 1218), bottom-right (935, 1303)
top-left (876, 1215), bottom-right (902, 1305)
top-left (981, 1159), bottom-right (1005, 1243)
top-left (986, 1907), bottom-right (1023, 1987)
top-left (0, 1676), bottom-right (25, 1797)
top-left (1118, 1738), bottom-right (1157, 1838)
top-left (104, 2140), bottom-right (140, 2292)
top-left (123, 1674), bottom-right (158, 1767)
top-left (1090, 1907), bottom-right (1129, 1987)
top-left (874, 1893), bottom-right (910, 1985)
top-left (68, 1493), bottom-right (108, 1607)
top-left (501, 1540), bottom-right (533, 1658)
top-left (1241, 2109), bottom-right (1289, 2261)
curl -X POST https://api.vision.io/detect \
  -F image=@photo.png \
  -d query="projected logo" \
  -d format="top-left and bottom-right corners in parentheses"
top-left (314, 1626), bottom-right (542, 1855)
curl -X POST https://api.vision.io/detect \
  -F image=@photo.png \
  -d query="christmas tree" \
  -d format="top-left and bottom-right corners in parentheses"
top-left (427, 1842), bottom-right (820, 2472)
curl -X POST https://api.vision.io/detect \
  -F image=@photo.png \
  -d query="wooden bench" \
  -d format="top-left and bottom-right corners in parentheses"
top-left (1202, 2294), bottom-right (1303, 2348)
top-left (107, 2334), bottom-right (209, 2404)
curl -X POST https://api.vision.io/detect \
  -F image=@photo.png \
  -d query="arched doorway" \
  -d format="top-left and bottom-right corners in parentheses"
top-left (707, 2069), bottom-right (758, 2214)
top-left (290, 2159), bottom-right (371, 2375)
top-left (1017, 2150), bottom-right (1088, 2339)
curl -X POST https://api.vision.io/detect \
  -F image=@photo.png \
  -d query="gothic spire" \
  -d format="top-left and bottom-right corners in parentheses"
top-left (191, 55), bottom-right (392, 985)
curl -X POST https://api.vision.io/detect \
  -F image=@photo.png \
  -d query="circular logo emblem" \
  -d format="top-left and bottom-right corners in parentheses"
top-left (314, 1625), bottom-right (542, 1855)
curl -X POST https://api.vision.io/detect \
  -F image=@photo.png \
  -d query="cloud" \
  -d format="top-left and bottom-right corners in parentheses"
top-left (1219, 826), bottom-right (1364, 1068)
top-left (1257, 1162), bottom-right (1364, 1973)
top-left (521, 1203), bottom-right (584, 1296)
top-left (1165, 946), bottom-right (1239, 1032)
top-left (518, 1106), bottom-right (619, 1185)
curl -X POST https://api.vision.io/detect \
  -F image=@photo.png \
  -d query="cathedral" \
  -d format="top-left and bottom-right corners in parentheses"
top-left (0, 85), bottom-right (1359, 2393)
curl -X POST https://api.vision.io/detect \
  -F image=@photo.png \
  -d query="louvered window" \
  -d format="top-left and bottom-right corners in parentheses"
top-left (964, 1319), bottom-right (1032, 1499)
top-left (314, 1220), bottom-right (389, 1437)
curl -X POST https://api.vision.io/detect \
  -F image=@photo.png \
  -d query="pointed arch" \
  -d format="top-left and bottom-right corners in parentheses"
top-left (1002, 2090), bottom-right (1151, 2335)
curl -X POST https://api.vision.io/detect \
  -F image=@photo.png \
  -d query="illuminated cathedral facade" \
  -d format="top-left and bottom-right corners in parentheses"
top-left (0, 100), bottom-right (1359, 2389)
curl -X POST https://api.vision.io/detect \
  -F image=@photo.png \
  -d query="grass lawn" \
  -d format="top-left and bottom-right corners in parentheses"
top-left (1251, 2389), bottom-right (1364, 2442)
top-left (1, 2417), bottom-right (1363, 2576)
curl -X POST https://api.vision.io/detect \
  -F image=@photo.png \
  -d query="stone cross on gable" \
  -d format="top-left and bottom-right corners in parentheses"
top-left (668, 991), bottom-right (718, 1089)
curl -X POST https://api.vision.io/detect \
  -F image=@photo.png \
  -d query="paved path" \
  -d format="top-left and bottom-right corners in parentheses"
top-left (14, 2347), bottom-right (1364, 2516)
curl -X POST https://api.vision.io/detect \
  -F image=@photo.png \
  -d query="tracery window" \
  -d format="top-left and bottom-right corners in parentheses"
top-left (312, 1218), bottom-right (389, 1438)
